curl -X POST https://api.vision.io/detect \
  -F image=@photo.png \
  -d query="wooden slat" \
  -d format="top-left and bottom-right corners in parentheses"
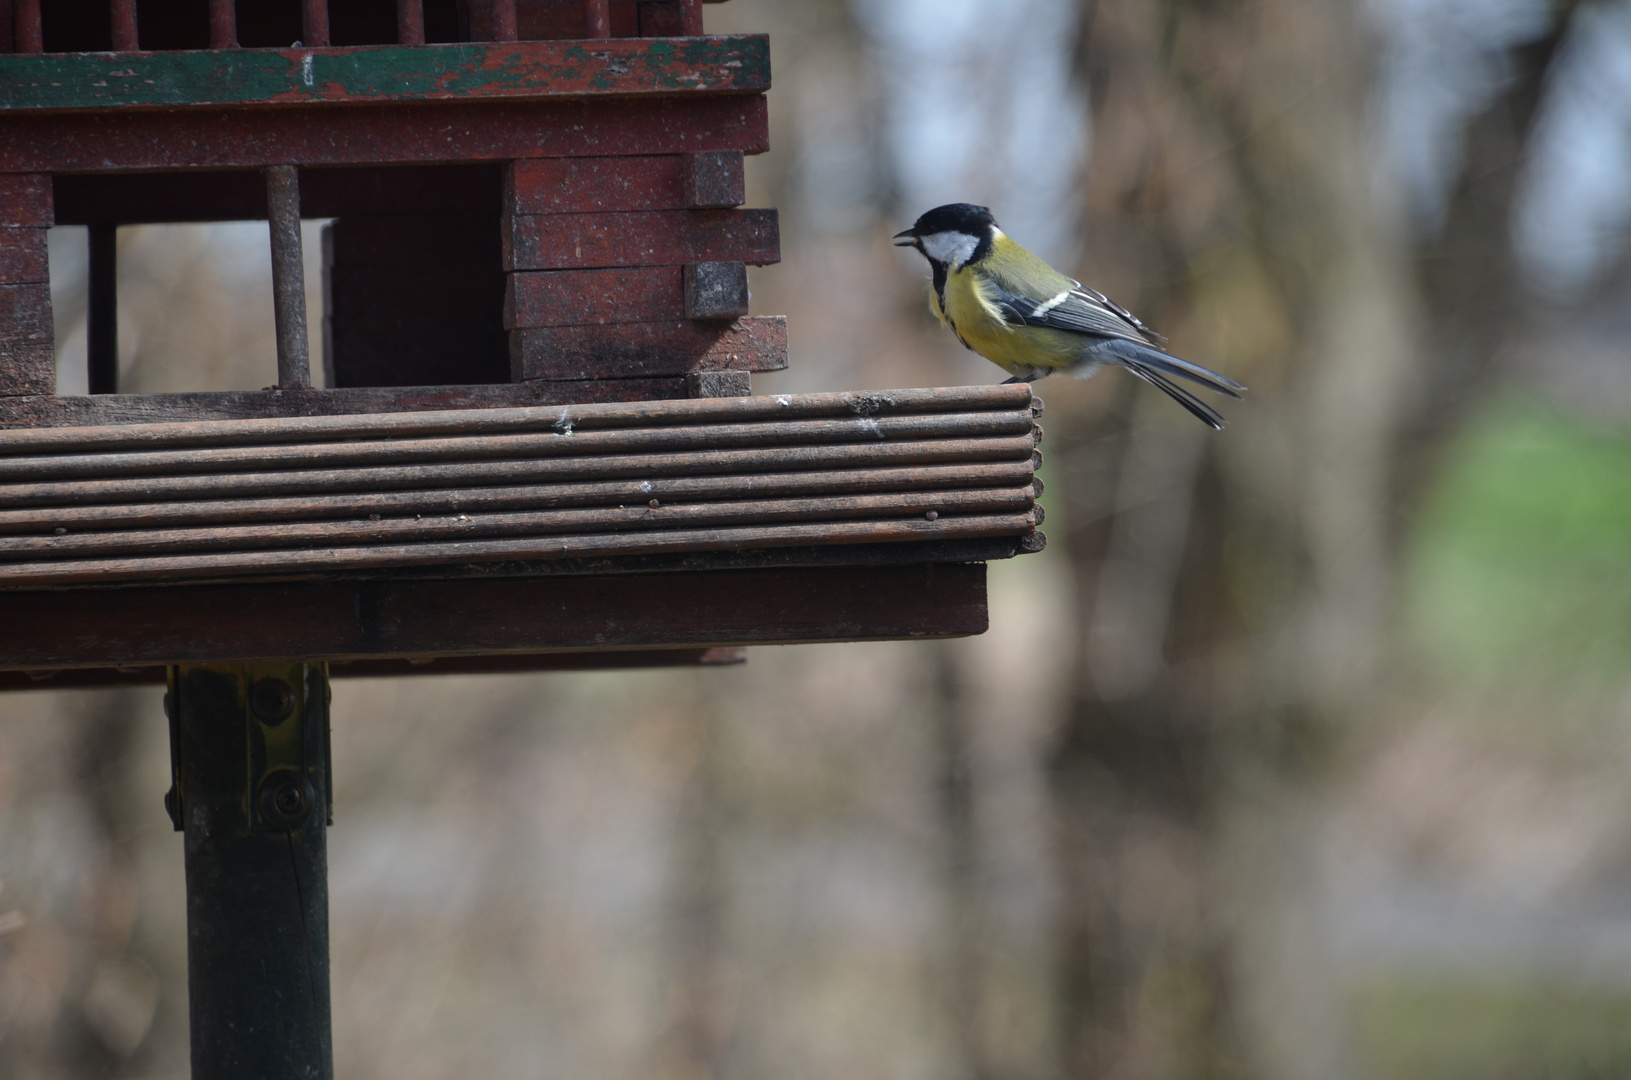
top-left (506, 266), bottom-right (684, 329)
top-left (0, 563), bottom-right (988, 670)
top-left (0, 174), bottom-right (52, 226)
top-left (0, 388), bottom-right (1040, 590)
top-left (0, 647), bottom-right (746, 691)
top-left (0, 228), bottom-right (48, 284)
top-left (0, 438), bottom-right (1040, 507)
top-left (0, 37), bottom-right (769, 113)
top-left (0, 279), bottom-right (52, 397)
top-left (0, 343), bottom-right (53, 398)
top-left (506, 155), bottom-right (686, 214)
top-left (684, 150), bottom-right (745, 208)
top-left (0, 490), bottom-right (1035, 564)
top-left (0, 385), bottom-right (1037, 445)
top-left (503, 209), bottom-right (779, 271)
top-left (0, 462), bottom-right (1036, 533)
top-left (0, 381), bottom-right (713, 428)
top-left (0, 96), bottom-right (770, 174)
top-left (4, 513), bottom-right (1025, 589)
top-left (511, 315), bottom-right (786, 379)
top-left (54, 166), bottom-right (502, 226)
top-left (0, 411), bottom-right (1033, 482)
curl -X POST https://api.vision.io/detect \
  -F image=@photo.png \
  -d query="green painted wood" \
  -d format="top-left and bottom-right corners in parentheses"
top-left (0, 35), bottom-right (768, 112)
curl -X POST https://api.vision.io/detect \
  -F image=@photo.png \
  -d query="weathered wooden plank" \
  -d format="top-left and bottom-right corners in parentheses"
top-left (684, 149), bottom-right (744, 207)
top-left (0, 342), bottom-right (54, 398)
top-left (0, 462), bottom-right (1037, 534)
top-left (0, 96), bottom-right (770, 174)
top-left (505, 266), bottom-right (683, 328)
top-left (0, 37), bottom-right (770, 113)
top-left (0, 174), bottom-right (52, 226)
top-left (688, 370), bottom-right (749, 398)
top-left (684, 261), bottom-right (749, 318)
top-left (0, 385), bottom-right (1038, 445)
top-left (0, 382), bottom-right (705, 428)
top-left (0, 439), bottom-right (1041, 508)
top-left (0, 284), bottom-right (51, 342)
top-left (0, 563), bottom-right (987, 669)
top-left (0, 408), bottom-right (1029, 483)
top-left (0, 514), bottom-right (1029, 587)
top-left (53, 165), bottom-right (502, 226)
top-left (0, 228), bottom-right (48, 284)
top-left (502, 208), bottom-right (779, 270)
top-left (0, 491), bottom-right (1035, 565)
top-left (0, 647), bottom-right (747, 690)
top-left (506, 155), bottom-right (684, 214)
top-left (511, 315), bottom-right (786, 378)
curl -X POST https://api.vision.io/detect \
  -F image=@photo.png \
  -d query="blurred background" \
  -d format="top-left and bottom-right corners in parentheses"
top-left (7, 0), bottom-right (1631, 1075)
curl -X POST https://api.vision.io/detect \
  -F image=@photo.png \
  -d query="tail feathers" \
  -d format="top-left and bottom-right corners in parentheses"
top-left (1121, 362), bottom-right (1227, 430)
top-left (1099, 339), bottom-right (1245, 399)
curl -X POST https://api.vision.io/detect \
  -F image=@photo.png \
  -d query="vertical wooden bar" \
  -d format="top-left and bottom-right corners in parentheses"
top-left (266, 167), bottom-right (311, 389)
top-left (88, 225), bottom-right (118, 395)
top-left (0, 0), bottom-right (14, 53)
top-left (209, 0), bottom-right (237, 48)
top-left (396, 0), bottom-right (424, 44)
top-left (171, 664), bottom-right (333, 1080)
top-left (14, 0), bottom-right (40, 53)
top-left (302, 0), bottom-right (330, 47)
top-left (0, 174), bottom-right (53, 397)
top-left (678, 0), bottom-right (702, 36)
top-left (492, 0), bottom-right (518, 40)
top-left (584, 0), bottom-right (609, 38)
top-left (111, 0), bottom-right (139, 51)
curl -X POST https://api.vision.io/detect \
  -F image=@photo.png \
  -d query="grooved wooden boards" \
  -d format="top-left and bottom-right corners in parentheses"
top-left (0, 386), bottom-right (1044, 590)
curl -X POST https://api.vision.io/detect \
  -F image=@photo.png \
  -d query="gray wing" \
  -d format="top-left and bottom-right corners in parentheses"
top-left (988, 279), bottom-right (1163, 344)
top-left (983, 277), bottom-right (1247, 409)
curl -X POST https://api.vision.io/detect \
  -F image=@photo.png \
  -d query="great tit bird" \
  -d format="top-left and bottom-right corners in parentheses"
top-left (894, 203), bottom-right (1244, 429)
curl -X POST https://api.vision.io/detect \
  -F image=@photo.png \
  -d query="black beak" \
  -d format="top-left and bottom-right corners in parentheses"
top-left (892, 228), bottom-right (917, 248)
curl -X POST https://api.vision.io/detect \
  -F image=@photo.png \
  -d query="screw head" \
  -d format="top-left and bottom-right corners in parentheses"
top-left (250, 678), bottom-right (295, 725)
top-left (257, 771), bottom-right (315, 827)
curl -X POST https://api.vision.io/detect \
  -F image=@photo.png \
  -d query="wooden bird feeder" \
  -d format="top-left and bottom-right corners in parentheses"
top-left (0, 2), bottom-right (1045, 1075)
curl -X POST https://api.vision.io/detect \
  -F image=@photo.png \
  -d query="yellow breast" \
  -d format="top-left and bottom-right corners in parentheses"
top-left (933, 266), bottom-right (1082, 376)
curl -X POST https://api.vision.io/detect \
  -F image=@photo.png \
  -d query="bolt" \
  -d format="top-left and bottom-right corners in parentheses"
top-left (257, 771), bottom-right (314, 827)
top-left (250, 678), bottom-right (295, 725)
top-left (648, 499), bottom-right (660, 509)
top-left (924, 510), bottom-right (939, 521)
top-left (53, 527), bottom-right (66, 536)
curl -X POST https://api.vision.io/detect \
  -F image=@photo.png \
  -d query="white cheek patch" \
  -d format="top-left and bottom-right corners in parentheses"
top-left (919, 230), bottom-right (980, 268)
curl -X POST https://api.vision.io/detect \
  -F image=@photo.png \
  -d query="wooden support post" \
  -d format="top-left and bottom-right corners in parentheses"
top-left (88, 225), bottom-right (118, 394)
top-left (584, 0), bottom-right (610, 38)
top-left (679, 0), bottom-right (703, 36)
top-left (396, 0), bottom-right (425, 44)
top-left (14, 0), bottom-right (40, 54)
top-left (266, 166), bottom-right (311, 389)
top-left (0, 173), bottom-right (52, 397)
top-left (111, 0), bottom-right (139, 51)
top-left (167, 663), bottom-right (333, 1080)
top-left (302, 0), bottom-right (330, 47)
top-left (492, 0), bottom-right (518, 40)
top-left (208, 0), bottom-right (236, 49)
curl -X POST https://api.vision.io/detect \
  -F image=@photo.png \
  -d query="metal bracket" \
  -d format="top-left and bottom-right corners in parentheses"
top-left (164, 662), bottom-right (333, 832)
